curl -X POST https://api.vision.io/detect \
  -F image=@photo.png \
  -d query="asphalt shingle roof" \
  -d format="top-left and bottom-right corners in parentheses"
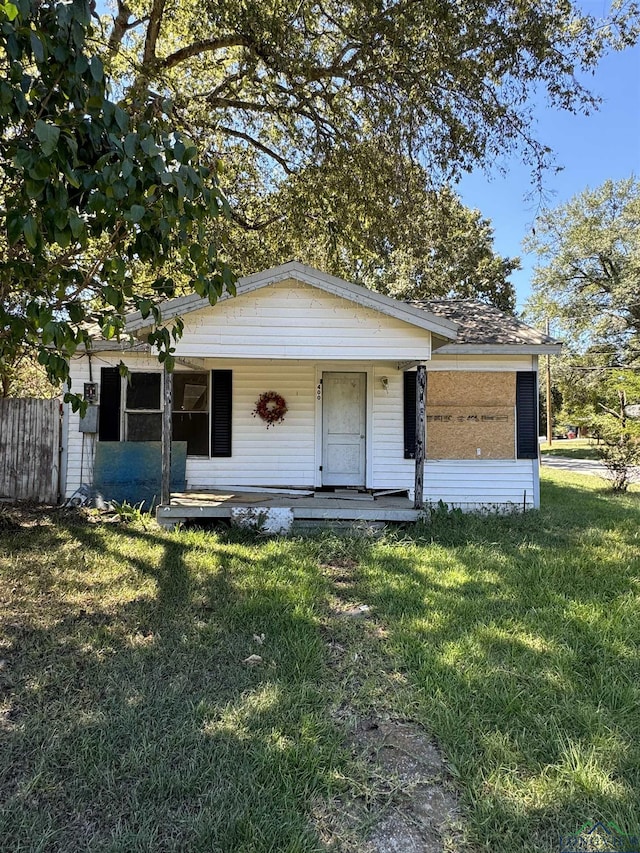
top-left (410, 299), bottom-right (559, 347)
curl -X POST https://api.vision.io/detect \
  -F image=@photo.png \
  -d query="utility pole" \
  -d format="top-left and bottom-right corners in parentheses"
top-left (619, 389), bottom-right (627, 430)
top-left (546, 319), bottom-right (553, 446)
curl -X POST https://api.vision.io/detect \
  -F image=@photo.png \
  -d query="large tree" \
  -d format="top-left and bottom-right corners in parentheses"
top-left (102, 0), bottom-right (637, 300)
top-left (103, 0), bottom-right (638, 183)
top-left (525, 178), bottom-right (640, 461)
top-left (2, 0), bottom-right (639, 396)
top-left (220, 157), bottom-right (519, 310)
top-left (0, 0), bottom-right (233, 402)
top-left (525, 177), bottom-right (640, 361)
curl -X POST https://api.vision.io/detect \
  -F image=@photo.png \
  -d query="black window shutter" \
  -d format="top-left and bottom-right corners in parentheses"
top-left (98, 367), bottom-right (121, 441)
top-left (403, 371), bottom-right (417, 459)
top-left (516, 371), bottom-right (538, 459)
top-left (211, 370), bottom-right (232, 457)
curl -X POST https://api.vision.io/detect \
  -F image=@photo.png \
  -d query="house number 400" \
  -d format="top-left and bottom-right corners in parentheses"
top-left (316, 383), bottom-right (322, 400)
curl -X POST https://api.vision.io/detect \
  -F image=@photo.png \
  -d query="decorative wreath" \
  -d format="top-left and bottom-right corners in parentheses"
top-left (252, 391), bottom-right (288, 427)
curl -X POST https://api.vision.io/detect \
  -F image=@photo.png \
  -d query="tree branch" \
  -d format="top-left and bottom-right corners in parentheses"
top-left (230, 209), bottom-right (286, 231)
top-left (142, 0), bottom-right (166, 67)
top-left (207, 96), bottom-right (278, 114)
top-left (107, 0), bottom-right (133, 55)
top-left (159, 35), bottom-right (250, 70)
top-left (218, 126), bottom-right (293, 173)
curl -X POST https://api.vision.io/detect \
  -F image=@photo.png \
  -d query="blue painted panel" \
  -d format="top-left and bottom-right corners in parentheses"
top-left (93, 442), bottom-right (187, 509)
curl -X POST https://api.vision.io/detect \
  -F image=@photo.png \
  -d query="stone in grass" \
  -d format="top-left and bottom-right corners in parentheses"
top-left (338, 604), bottom-right (371, 618)
top-left (242, 654), bottom-right (263, 666)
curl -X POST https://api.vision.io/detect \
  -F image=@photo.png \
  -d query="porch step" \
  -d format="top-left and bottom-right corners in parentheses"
top-left (156, 490), bottom-right (422, 529)
top-left (331, 489), bottom-right (375, 501)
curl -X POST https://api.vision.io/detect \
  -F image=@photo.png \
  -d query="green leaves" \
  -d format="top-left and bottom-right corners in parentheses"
top-left (0, 2), bottom-right (18, 21)
top-left (0, 0), bottom-right (233, 399)
top-left (34, 120), bottom-right (60, 156)
top-left (525, 177), bottom-right (640, 358)
top-left (29, 32), bottom-right (44, 62)
top-left (129, 204), bottom-right (146, 223)
top-left (22, 215), bottom-right (37, 248)
top-left (124, 133), bottom-right (137, 158)
top-left (525, 177), bottom-right (640, 448)
top-left (224, 146), bottom-right (517, 309)
top-left (89, 55), bottom-right (103, 82)
top-left (6, 210), bottom-right (22, 245)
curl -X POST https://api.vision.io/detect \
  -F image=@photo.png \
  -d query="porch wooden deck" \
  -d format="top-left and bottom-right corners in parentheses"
top-left (156, 489), bottom-right (422, 529)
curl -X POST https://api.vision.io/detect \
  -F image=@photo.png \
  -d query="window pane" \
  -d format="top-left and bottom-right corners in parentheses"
top-left (127, 413), bottom-right (162, 441)
top-left (126, 373), bottom-right (161, 410)
top-left (172, 412), bottom-right (209, 456)
top-left (173, 373), bottom-right (208, 412)
top-left (98, 367), bottom-right (121, 441)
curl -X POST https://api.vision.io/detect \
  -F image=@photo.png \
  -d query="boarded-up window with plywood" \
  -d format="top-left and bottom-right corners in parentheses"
top-left (426, 371), bottom-right (516, 459)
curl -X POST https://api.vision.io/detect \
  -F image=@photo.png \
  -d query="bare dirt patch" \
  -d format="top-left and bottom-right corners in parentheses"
top-left (317, 559), bottom-right (463, 852)
top-left (351, 717), bottom-right (460, 853)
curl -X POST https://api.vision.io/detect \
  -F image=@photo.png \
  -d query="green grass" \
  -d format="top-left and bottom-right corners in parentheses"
top-left (540, 439), bottom-right (601, 460)
top-left (1, 468), bottom-right (639, 852)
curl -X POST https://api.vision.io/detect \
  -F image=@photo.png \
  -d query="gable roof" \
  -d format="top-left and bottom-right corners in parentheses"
top-left (411, 299), bottom-right (562, 355)
top-left (124, 260), bottom-right (460, 340)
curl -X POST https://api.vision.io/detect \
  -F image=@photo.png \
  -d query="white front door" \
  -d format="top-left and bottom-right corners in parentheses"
top-left (322, 372), bottom-right (366, 486)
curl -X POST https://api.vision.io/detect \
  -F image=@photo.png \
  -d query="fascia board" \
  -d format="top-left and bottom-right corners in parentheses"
top-left (434, 343), bottom-right (563, 355)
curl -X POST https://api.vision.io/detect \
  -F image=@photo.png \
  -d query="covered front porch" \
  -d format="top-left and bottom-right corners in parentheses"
top-left (156, 357), bottom-right (429, 516)
top-left (156, 488), bottom-right (422, 530)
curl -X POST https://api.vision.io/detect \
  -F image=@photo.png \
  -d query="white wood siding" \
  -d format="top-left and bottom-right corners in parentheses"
top-left (188, 360), bottom-right (317, 489)
top-left (65, 355), bottom-right (93, 498)
top-left (424, 461), bottom-right (537, 510)
top-left (429, 354), bottom-right (535, 371)
top-left (65, 353), bottom-right (540, 508)
top-left (372, 364), bottom-right (413, 489)
top-left (172, 280), bottom-right (432, 361)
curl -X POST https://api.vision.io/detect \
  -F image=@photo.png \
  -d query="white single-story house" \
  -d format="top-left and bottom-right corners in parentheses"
top-left (61, 261), bottom-right (561, 523)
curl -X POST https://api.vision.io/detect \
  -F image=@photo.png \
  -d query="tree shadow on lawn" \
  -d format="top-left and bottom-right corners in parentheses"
top-left (350, 477), bottom-right (640, 851)
top-left (0, 518), bottom-right (345, 853)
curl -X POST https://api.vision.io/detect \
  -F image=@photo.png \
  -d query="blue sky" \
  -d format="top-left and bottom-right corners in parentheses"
top-left (458, 35), bottom-right (640, 312)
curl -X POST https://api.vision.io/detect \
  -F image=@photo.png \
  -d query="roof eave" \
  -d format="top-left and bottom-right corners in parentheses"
top-left (433, 343), bottom-right (563, 356)
top-left (76, 340), bottom-right (150, 353)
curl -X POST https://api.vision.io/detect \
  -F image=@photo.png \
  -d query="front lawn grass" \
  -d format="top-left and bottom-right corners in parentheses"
top-left (356, 470), bottom-right (640, 849)
top-left (1, 468), bottom-right (639, 852)
top-left (540, 439), bottom-right (601, 460)
top-left (0, 521), bottom-right (345, 852)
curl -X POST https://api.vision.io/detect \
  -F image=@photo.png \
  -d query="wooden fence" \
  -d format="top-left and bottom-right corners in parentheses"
top-left (0, 398), bottom-right (60, 504)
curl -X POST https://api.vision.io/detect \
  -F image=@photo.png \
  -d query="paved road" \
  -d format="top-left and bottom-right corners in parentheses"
top-left (540, 455), bottom-right (640, 483)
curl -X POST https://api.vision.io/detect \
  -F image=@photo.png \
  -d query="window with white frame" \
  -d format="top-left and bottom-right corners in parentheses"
top-left (172, 372), bottom-right (209, 456)
top-left (98, 367), bottom-right (222, 457)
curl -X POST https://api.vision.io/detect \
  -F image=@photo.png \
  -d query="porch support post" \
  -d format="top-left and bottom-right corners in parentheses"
top-left (161, 364), bottom-right (172, 506)
top-left (414, 364), bottom-right (426, 509)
